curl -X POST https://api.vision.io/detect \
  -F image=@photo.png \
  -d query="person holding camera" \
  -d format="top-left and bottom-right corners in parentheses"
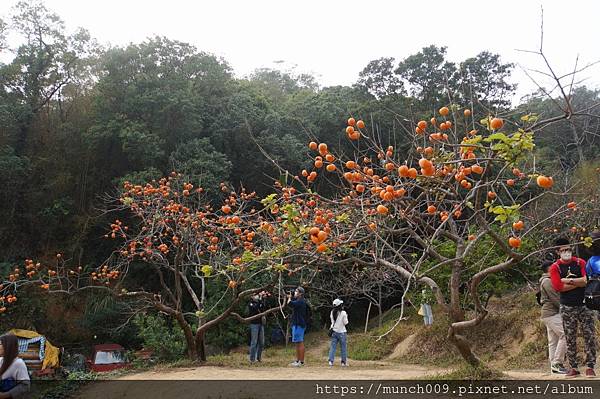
top-left (248, 291), bottom-right (269, 363)
top-left (328, 298), bottom-right (348, 367)
top-left (287, 287), bottom-right (307, 367)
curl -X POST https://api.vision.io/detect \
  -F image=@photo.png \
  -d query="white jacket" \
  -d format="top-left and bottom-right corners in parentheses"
top-left (330, 310), bottom-right (348, 333)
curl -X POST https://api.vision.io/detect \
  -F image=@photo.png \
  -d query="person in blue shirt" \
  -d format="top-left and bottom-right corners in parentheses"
top-left (287, 286), bottom-right (307, 367)
top-left (585, 232), bottom-right (600, 278)
top-left (585, 232), bottom-right (600, 321)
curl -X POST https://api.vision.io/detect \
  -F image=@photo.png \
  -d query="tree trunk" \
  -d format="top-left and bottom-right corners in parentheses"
top-left (569, 121), bottom-right (585, 165)
top-left (449, 265), bottom-right (464, 322)
top-left (174, 312), bottom-right (197, 360)
top-left (195, 329), bottom-right (207, 362)
top-left (364, 301), bottom-right (372, 333)
top-left (378, 283), bottom-right (383, 328)
top-left (447, 326), bottom-right (481, 367)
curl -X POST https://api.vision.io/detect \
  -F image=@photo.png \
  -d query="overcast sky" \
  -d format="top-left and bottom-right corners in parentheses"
top-left (1, 0), bottom-right (599, 100)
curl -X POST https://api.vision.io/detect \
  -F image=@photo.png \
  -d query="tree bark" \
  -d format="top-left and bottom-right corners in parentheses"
top-left (195, 329), bottom-right (207, 362)
top-left (569, 121), bottom-right (585, 165)
top-left (174, 312), bottom-right (197, 361)
top-left (378, 283), bottom-right (383, 328)
top-left (449, 264), bottom-right (464, 322)
top-left (364, 301), bottom-right (372, 333)
top-left (447, 325), bottom-right (481, 367)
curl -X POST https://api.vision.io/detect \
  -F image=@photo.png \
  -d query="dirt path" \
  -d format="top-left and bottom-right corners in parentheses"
top-left (78, 364), bottom-right (595, 382)
top-left (76, 365), bottom-right (598, 399)
top-left (76, 363), bottom-right (450, 399)
top-left (504, 370), bottom-right (599, 380)
top-left (118, 363), bottom-right (447, 380)
top-left (75, 332), bottom-right (599, 399)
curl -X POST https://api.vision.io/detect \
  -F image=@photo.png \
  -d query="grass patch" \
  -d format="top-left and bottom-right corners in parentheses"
top-left (400, 313), bottom-right (460, 367)
top-left (350, 289), bottom-right (554, 371)
top-left (205, 331), bottom-right (326, 367)
top-left (348, 307), bottom-right (421, 361)
top-left (432, 364), bottom-right (507, 380)
top-left (504, 341), bottom-right (547, 369)
top-left (404, 290), bottom-right (550, 369)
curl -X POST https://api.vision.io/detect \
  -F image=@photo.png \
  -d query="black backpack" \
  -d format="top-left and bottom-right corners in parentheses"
top-left (584, 278), bottom-right (600, 310)
top-left (536, 277), bottom-right (550, 306)
top-left (535, 290), bottom-right (543, 306)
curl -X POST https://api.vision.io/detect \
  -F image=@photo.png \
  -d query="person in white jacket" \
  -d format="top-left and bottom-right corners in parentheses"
top-left (328, 298), bottom-right (349, 367)
top-left (0, 334), bottom-right (30, 399)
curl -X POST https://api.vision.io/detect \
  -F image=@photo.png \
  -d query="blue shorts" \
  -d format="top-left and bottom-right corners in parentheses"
top-left (291, 325), bottom-right (305, 343)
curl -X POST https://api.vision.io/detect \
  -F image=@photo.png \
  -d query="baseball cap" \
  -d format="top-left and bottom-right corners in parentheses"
top-left (296, 286), bottom-right (305, 295)
top-left (333, 298), bottom-right (343, 307)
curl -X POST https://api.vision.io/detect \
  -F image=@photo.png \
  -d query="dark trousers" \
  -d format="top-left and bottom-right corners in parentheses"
top-left (560, 304), bottom-right (597, 368)
top-left (249, 324), bottom-right (265, 362)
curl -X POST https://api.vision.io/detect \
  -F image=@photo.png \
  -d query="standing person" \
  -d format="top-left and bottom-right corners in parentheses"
top-left (0, 334), bottom-right (30, 399)
top-left (248, 291), bottom-right (267, 364)
top-left (539, 261), bottom-right (567, 374)
top-left (287, 287), bottom-right (307, 367)
top-left (549, 237), bottom-right (597, 377)
top-left (585, 232), bottom-right (600, 321)
top-left (418, 289), bottom-right (434, 326)
top-left (328, 298), bottom-right (349, 367)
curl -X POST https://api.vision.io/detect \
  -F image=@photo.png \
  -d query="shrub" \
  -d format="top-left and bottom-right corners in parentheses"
top-left (133, 313), bottom-right (188, 361)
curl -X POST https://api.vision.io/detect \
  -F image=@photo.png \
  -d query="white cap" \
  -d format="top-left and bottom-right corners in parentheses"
top-left (333, 298), bottom-right (343, 307)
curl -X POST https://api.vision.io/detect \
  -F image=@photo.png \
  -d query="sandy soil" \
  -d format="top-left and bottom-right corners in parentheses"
top-left (75, 332), bottom-right (598, 398)
top-left (117, 363), bottom-right (447, 380)
top-left (75, 363), bottom-right (449, 399)
top-left (75, 365), bottom-right (595, 399)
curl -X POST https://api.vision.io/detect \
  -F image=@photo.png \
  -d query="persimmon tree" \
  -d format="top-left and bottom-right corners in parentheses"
top-left (252, 34), bottom-right (600, 366)
top-left (259, 99), bottom-right (597, 367)
top-left (0, 174), bottom-right (308, 361)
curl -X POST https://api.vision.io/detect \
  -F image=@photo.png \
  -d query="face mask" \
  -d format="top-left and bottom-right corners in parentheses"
top-left (560, 251), bottom-right (572, 261)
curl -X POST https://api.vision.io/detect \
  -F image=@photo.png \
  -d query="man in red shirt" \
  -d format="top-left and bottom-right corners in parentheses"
top-left (549, 238), bottom-right (597, 378)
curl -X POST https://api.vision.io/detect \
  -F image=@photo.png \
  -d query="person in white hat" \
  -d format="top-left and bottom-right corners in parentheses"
top-left (328, 298), bottom-right (349, 367)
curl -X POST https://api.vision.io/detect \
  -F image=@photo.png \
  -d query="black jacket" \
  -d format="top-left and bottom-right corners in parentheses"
top-left (248, 299), bottom-right (266, 325)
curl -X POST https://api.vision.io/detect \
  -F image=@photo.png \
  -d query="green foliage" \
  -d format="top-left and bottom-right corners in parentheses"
top-left (133, 314), bottom-right (188, 361)
top-left (169, 138), bottom-right (232, 195)
top-left (484, 130), bottom-right (535, 164)
top-left (421, 233), bottom-right (539, 301)
top-left (395, 45), bottom-right (456, 107)
top-left (487, 204), bottom-right (520, 224)
top-left (79, 294), bottom-right (142, 348)
top-left (357, 57), bottom-right (404, 98)
top-left (66, 371), bottom-right (98, 381)
top-left (1, 1), bottom-right (598, 360)
top-left (348, 308), bottom-right (420, 361)
top-left (115, 168), bottom-right (163, 187)
top-left (206, 317), bottom-right (248, 352)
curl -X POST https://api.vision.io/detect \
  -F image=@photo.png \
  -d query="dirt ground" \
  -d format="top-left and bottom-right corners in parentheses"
top-left (83, 364), bottom-right (571, 381)
top-left (75, 365), bottom-right (590, 399)
top-left (75, 334), bottom-right (596, 398)
top-left (114, 363), bottom-right (447, 380)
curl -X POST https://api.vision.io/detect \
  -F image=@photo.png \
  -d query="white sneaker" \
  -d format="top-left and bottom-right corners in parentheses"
top-left (341, 362), bottom-right (348, 367)
top-left (289, 360), bottom-right (304, 367)
top-left (328, 361), bottom-right (333, 367)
